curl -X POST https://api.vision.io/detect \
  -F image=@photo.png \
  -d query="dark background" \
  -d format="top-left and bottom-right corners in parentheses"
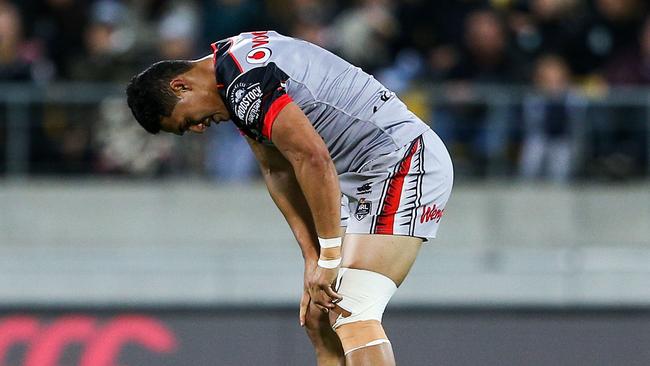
top-left (2, 306), bottom-right (649, 366)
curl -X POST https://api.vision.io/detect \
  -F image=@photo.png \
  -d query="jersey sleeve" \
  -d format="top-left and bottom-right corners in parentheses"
top-left (225, 62), bottom-right (293, 142)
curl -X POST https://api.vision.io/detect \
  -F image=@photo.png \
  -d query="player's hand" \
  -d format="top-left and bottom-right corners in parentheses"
top-left (307, 265), bottom-right (342, 314)
top-left (299, 260), bottom-right (317, 327)
top-left (299, 288), bottom-right (310, 327)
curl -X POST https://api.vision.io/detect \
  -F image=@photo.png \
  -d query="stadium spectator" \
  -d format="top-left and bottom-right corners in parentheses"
top-left (519, 54), bottom-right (585, 182)
top-left (69, 0), bottom-right (135, 82)
top-left (0, 1), bottom-right (49, 82)
top-left (433, 9), bottom-right (521, 176)
top-left (157, 2), bottom-right (199, 60)
top-left (567, 0), bottom-right (646, 76)
top-left (604, 15), bottom-right (650, 85)
top-left (22, 0), bottom-right (89, 79)
top-left (450, 9), bottom-right (526, 83)
top-left (285, 0), bottom-right (337, 47)
top-left (329, 0), bottom-right (398, 73)
top-left (507, 0), bottom-right (582, 62)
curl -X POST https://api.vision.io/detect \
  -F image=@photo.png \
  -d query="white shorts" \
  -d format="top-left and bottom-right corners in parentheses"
top-left (339, 130), bottom-right (453, 241)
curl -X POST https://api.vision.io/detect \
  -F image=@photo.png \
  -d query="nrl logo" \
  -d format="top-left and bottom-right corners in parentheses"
top-left (355, 199), bottom-right (372, 221)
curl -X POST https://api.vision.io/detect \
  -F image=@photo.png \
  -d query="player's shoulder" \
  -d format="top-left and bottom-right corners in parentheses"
top-left (230, 31), bottom-right (293, 49)
top-left (224, 31), bottom-right (294, 71)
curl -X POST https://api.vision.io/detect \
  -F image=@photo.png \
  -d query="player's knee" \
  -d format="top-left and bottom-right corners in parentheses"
top-left (330, 268), bottom-right (397, 355)
top-left (335, 320), bottom-right (390, 355)
top-left (331, 268), bottom-right (397, 328)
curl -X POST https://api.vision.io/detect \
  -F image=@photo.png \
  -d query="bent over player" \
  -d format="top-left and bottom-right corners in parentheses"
top-left (126, 31), bottom-right (453, 366)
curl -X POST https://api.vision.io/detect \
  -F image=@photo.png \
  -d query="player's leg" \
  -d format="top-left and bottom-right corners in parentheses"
top-left (329, 234), bottom-right (422, 366)
top-left (302, 201), bottom-right (350, 365)
top-left (303, 300), bottom-right (345, 365)
top-left (329, 130), bottom-right (453, 365)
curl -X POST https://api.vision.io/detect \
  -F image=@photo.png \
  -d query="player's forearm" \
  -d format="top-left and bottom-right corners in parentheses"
top-left (247, 136), bottom-right (322, 261)
top-left (291, 153), bottom-right (341, 246)
top-left (255, 101), bottom-right (341, 261)
top-left (262, 168), bottom-right (320, 262)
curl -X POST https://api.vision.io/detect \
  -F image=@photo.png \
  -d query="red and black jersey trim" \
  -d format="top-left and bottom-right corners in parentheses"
top-left (216, 61), bottom-right (291, 144)
top-left (211, 37), bottom-right (292, 144)
top-left (213, 38), bottom-right (243, 87)
top-left (262, 93), bottom-right (292, 140)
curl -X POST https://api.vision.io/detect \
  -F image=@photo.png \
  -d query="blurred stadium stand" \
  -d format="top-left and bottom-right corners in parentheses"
top-left (2, 0), bottom-right (650, 179)
top-left (1, 0), bottom-right (650, 365)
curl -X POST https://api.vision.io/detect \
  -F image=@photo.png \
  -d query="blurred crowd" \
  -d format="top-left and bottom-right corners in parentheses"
top-left (0, 0), bottom-right (649, 181)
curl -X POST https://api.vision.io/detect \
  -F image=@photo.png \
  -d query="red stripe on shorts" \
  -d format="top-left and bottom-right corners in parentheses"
top-left (374, 138), bottom-right (420, 235)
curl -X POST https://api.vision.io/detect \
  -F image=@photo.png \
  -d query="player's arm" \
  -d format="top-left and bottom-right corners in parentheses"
top-left (268, 102), bottom-right (343, 311)
top-left (246, 130), bottom-right (341, 318)
top-left (245, 135), bottom-right (320, 263)
top-left (270, 102), bottom-right (341, 258)
top-left (270, 103), bottom-right (341, 238)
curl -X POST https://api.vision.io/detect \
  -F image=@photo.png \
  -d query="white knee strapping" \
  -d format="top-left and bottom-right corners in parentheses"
top-left (344, 339), bottom-right (391, 356)
top-left (332, 268), bottom-right (398, 329)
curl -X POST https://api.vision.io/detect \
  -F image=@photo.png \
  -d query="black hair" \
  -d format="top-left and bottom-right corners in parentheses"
top-left (126, 60), bottom-right (194, 134)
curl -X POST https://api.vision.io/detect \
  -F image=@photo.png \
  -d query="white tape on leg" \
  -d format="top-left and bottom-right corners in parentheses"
top-left (344, 339), bottom-right (391, 355)
top-left (332, 268), bottom-right (397, 329)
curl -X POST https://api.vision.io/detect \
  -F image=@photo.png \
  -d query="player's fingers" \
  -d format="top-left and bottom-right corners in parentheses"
top-left (299, 291), bottom-right (309, 327)
top-left (318, 292), bottom-right (334, 309)
top-left (322, 285), bottom-right (343, 301)
top-left (311, 292), bottom-right (335, 311)
top-left (313, 301), bottom-right (330, 313)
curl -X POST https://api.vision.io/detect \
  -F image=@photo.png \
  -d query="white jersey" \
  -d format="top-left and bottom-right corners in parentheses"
top-left (211, 31), bottom-right (431, 175)
top-left (212, 31), bottom-right (452, 239)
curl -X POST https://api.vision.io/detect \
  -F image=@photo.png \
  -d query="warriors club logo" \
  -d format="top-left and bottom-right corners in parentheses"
top-left (420, 204), bottom-right (444, 224)
top-left (0, 314), bottom-right (177, 366)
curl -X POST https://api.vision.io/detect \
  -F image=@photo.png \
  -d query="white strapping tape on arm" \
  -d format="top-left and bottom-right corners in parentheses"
top-left (318, 237), bottom-right (342, 249)
top-left (318, 258), bottom-right (342, 269)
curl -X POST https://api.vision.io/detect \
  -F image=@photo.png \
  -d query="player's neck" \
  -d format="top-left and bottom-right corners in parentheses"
top-left (190, 57), bottom-right (216, 80)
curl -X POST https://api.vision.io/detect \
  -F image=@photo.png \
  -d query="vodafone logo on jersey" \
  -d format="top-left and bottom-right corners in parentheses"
top-left (246, 31), bottom-right (272, 64)
top-left (246, 47), bottom-right (271, 64)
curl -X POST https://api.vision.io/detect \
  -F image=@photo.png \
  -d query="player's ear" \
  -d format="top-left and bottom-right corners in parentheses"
top-left (170, 78), bottom-right (191, 96)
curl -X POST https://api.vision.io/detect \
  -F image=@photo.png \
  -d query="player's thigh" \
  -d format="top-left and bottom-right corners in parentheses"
top-left (340, 234), bottom-right (422, 287)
